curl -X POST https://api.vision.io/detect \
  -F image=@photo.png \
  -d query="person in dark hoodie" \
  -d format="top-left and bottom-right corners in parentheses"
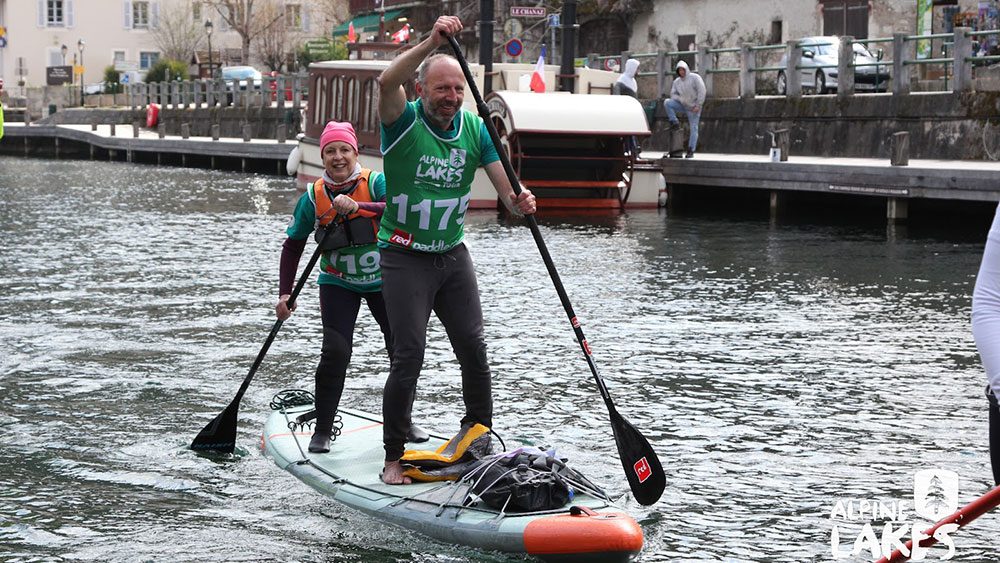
top-left (664, 60), bottom-right (706, 158)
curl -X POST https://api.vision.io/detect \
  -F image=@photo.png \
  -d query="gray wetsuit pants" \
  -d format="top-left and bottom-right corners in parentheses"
top-left (380, 243), bottom-right (492, 461)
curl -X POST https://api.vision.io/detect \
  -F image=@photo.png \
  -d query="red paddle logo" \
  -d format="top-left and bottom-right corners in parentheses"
top-left (634, 457), bottom-right (652, 483)
top-left (389, 229), bottom-right (413, 247)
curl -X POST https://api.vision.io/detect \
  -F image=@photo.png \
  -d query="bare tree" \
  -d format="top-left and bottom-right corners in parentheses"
top-left (203, 0), bottom-right (282, 65)
top-left (254, 0), bottom-right (290, 71)
top-left (313, 0), bottom-right (350, 32)
top-left (150, 1), bottom-right (205, 62)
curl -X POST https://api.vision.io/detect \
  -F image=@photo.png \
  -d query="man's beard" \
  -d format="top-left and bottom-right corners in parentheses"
top-left (423, 96), bottom-right (459, 129)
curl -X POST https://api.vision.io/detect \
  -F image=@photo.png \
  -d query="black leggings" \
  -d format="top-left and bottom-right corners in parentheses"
top-left (379, 244), bottom-right (492, 461)
top-left (989, 385), bottom-right (1000, 486)
top-left (313, 283), bottom-right (392, 433)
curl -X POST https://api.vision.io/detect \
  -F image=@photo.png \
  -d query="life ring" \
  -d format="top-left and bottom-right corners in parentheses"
top-left (146, 103), bottom-right (160, 128)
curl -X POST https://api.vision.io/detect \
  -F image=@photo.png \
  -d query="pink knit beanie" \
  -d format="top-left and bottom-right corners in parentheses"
top-left (319, 121), bottom-right (358, 153)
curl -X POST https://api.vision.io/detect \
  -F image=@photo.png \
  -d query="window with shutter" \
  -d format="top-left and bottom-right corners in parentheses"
top-left (133, 1), bottom-right (150, 28)
top-left (285, 4), bottom-right (302, 30)
top-left (46, 0), bottom-right (65, 27)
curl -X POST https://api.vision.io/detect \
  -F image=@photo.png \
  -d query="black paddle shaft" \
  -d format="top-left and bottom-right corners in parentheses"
top-left (191, 223), bottom-right (332, 453)
top-left (446, 36), bottom-right (664, 505)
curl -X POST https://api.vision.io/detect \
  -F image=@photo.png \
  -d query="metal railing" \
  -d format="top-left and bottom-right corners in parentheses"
top-left (587, 27), bottom-right (999, 99)
top-left (76, 74), bottom-right (310, 111)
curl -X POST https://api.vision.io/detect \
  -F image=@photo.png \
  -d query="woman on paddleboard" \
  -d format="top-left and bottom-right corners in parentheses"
top-left (276, 121), bottom-right (427, 453)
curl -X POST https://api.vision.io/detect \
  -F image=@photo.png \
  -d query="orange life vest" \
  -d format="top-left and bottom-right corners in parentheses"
top-left (312, 169), bottom-right (379, 233)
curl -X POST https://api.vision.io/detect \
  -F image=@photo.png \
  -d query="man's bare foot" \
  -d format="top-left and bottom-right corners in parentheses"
top-left (381, 460), bottom-right (412, 485)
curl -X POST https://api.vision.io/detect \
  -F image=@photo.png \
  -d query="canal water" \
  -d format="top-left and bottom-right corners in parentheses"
top-left (1, 156), bottom-right (998, 562)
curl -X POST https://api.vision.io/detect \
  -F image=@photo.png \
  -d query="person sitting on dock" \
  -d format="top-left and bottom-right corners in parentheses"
top-left (376, 15), bottom-right (537, 485)
top-left (276, 120), bottom-right (427, 454)
top-left (664, 60), bottom-right (705, 159)
top-left (973, 203), bottom-right (1000, 486)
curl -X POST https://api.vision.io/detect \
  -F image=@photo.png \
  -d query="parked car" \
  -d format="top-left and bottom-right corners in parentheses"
top-left (777, 36), bottom-right (890, 95)
top-left (221, 65), bottom-right (263, 103)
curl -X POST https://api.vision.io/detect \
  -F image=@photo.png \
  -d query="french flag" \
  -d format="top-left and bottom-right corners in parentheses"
top-left (529, 45), bottom-right (546, 93)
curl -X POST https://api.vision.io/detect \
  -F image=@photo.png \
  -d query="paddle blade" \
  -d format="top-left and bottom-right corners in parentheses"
top-left (190, 400), bottom-right (239, 453)
top-left (609, 408), bottom-right (665, 506)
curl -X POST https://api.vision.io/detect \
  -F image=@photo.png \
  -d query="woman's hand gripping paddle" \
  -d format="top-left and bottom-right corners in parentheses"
top-left (190, 219), bottom-right (338, 453)
top-left (445, 36), bottom-right (665, 506)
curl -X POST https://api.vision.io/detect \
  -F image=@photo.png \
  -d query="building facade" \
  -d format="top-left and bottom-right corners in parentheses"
top-left (0, 0), bottom-right (346, 92)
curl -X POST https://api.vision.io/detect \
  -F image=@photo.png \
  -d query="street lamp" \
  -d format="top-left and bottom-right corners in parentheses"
top-left (205, 19), bottom-right (214, 78)
top-left (77, 39), bottom-right (85, 106)
top-left (60, 44), bottom-right (67, 65)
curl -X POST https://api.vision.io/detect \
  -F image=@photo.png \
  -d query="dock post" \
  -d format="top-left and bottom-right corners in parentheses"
top-left (953, 27), bottom-right (973, 93)
top-left (740, 43), bottom-right (756, 99)
top-left (890, 132), bottom-right (909, 166)
top-left (786, 40), bottom-right (802, 97)
top-left (887, 198), bottom-right (909, 224)
top-left (181, 123), bottom-right (190, 139)
top-left (109, 123), bottom-right (116, 137)
top-left (277, 76), bottom-right (286, 109)
top-left (277, 123), bottom-right (287, 143)
top-left (837, 36), bottom-right (855, 98)
top-left (158, 122), bottom-right (165, 139)
top-left (769, 190), bottom-right (783, 221)
top-left (91, 119), bottom-right (98, 131)
top-left (133, 120), bottom-right (141, 138)
top-left (243, 123), bottom-right (252, 142)
top-left (892, 33), bottom-right (909, 96)
top-left (211, 123), bottom-right (220, 141)
top-left (54, 137), bottom-right (60, 158)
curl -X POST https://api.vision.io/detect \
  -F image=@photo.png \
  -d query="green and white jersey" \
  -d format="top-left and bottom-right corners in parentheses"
top-left (378, 100), bottom-right (498, 253)
top-left (286, 172), bottom-right (386, 292)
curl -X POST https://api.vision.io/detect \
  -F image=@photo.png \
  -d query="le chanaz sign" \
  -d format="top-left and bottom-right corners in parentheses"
top-left (510, 6), bottom-right (546, 17)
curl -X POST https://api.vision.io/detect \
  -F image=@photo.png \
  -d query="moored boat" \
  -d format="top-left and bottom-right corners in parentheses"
top-left (294, 59), bottom-right (663, 209)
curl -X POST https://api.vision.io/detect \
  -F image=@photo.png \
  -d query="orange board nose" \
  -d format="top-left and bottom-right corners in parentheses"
top-left (523, 511), bottom-right (644, 555)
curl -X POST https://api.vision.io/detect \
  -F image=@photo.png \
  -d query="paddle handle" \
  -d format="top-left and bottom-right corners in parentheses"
top-left (875, 485), bottom-right (1000, 563)
top-left (445, 36), bottom-right (614, 409)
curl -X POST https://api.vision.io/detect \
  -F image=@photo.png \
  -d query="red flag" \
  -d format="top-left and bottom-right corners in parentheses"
top-left (529, 45), bottom-right (546, 93)
top-left (347, 21), bottom-right (356, 43)
top-left (391, 24), bottom-right (410, 44)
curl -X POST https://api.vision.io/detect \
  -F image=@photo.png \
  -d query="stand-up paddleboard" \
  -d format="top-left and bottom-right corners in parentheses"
top-left (262, 400), bottom-right (644, 562)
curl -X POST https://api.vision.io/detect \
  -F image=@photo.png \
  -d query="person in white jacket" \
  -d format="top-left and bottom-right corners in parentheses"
top-left (972, 203), bottom-right (1000, 486)
top-left (664, 60), bottom-right (705, 158)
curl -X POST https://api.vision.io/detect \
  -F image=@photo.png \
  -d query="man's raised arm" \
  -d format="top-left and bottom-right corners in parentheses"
top-left (377, 15), bottom-right (463, 125)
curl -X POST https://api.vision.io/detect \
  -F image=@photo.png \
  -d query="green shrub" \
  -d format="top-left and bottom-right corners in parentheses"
top-left (144, 59), bottom-right (190, 83)
top-left (102, 65), bottom-right (123, 94)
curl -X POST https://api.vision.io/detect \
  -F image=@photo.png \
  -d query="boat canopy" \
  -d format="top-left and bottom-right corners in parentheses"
top-left (486, 91), bottom-right (651, 137)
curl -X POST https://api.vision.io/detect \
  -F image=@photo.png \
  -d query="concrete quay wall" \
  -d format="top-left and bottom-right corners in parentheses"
top-left (647, 92), bottom-right (1000, 161)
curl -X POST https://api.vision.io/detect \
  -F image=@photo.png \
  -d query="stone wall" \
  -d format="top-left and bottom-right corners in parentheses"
top-left (646, 91), bottom-right (1000, 160)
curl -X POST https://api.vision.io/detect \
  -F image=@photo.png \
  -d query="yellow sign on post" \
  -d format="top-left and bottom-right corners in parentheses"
top-left (0, 26), bottom-right (7, 37)
top-left (74, 65), bottom-right (84, 77)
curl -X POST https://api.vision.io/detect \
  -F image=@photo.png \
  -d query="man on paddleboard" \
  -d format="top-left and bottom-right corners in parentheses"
top-left (376, 15), bottom-right (537, 485)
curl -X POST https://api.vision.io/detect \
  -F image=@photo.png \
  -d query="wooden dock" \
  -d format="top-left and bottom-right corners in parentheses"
top-left (1, 122), bottom-right (295, 175)
top-left (657, 152), bottom-right (1000, 222)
